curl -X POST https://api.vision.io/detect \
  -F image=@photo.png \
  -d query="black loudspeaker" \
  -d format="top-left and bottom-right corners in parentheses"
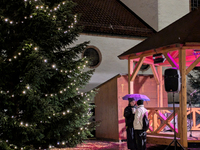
top-left (164, 68), bottom-right (181, 92)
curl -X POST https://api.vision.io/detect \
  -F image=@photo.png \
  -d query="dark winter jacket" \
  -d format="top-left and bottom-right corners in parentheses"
top-left (124, 105), bottom-right (136, 128)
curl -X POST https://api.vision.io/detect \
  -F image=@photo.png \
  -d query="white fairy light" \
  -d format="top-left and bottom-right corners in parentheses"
top-left (34, 47), bottom-right (38, 50)
top-left (12, 95), bottom-right (14, 97)
top-left (67, 110), bottom-right (70, 113)
top-left (44, 59), bottom-right (47, 62)
top-left (22, 91), bottom-right (26, 94)
top-left (25, 123), bottom-right (28, 127)
top-left (64, 88), bottom-right (66, 91)
top-left (20, 122), bottom-right (23, 125)
top-left (63, 112), bottom-right (66, 115)
top-left (5, 18), bottom-right (8, 22)
top-left (10, 21), bottom-right (13, 24)
top-left (14, 56), bottom-right (17, 59)
top-left (52, 64), bottom-right (56, 68)
top-left (18, 52), bottom-right (21, 55)
top-left (60, 91), bottom-right (63, 93)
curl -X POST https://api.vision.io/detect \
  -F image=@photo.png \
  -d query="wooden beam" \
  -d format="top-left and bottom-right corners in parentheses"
top-left (157, 66), bottom-right (163, 107)
top-left (128, 58), bottom-right (134, 94)
top-left (129, 46), bottom-right (179, 59)
top-left (130, 57), bottom-right (145, 81)
top-left (163, 52), bottom-right (179, 68)
top-left (133, 57), bottom-right (156, 65)
top-left (183, 45), bottom-right (200, 49)
top-left (171, 50), bottom-right (179, 58)
top-left (186, 56), bottom-right (200, 75)
top-left (150, 64), bottom-right (159, 85)
top-left (179, 48), bottom-right (188, 148)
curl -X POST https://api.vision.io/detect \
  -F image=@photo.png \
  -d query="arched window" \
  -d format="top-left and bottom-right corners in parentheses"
top-left (82, 46), bottom-right (102, 68)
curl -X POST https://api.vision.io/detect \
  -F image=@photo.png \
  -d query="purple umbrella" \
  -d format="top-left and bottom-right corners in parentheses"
top-left (122, 94), bottom-right (150, 101)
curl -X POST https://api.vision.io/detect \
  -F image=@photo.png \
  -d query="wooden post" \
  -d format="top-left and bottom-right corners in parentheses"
top-left (157, 66), bottom-right (163, 107)
top-left (179, 48), bottom-right (188, 148)
top-left (128, 58), bottom-right (133, 94)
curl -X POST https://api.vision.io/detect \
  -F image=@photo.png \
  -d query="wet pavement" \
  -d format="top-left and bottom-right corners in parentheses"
top-left (51, 139), bottom-right (200, 150)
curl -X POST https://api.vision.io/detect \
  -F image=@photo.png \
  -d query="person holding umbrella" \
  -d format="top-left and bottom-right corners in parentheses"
top-left (134, 100), bottom-right (148, 150)
top-left (123, 98), bottom-right (137, 150)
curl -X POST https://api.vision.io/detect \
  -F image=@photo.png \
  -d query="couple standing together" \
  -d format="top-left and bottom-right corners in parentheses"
top-left (124, 98), bottom-right (148, 150)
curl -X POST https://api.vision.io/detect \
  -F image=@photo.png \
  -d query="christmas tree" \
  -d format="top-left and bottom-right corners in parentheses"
top-left (0, 0), bottom-right (97, 149)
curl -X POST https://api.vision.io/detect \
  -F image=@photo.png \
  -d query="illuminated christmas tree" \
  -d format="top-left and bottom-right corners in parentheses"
top-left (0, 0), bottom-right (96, 149)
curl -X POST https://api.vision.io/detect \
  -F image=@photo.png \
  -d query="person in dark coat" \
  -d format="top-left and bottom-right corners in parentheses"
top-left (124, 98), bottom-right (137, 150)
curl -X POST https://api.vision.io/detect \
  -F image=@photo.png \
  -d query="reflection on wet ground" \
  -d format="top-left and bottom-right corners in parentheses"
top-left (51, 139), bottom-right (200, 150)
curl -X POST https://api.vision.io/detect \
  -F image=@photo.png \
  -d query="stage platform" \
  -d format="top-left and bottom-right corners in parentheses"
top-left (147, 131), bottom-right (200, 147)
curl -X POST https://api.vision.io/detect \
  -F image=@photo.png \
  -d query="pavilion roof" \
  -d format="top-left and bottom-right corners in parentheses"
top-left (118, 8), bottom-right (200, 60)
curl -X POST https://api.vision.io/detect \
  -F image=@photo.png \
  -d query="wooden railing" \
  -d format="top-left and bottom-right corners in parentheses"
top-left (187, 107), bottom-right (200, 130)
top-left (146, 107), bottom-right (200, 137)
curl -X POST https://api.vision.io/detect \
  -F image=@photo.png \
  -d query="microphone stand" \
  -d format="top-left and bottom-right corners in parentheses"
top-left (189, 92), bottom-right (198, 139)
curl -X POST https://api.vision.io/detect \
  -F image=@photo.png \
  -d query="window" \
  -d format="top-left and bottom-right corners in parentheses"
top-left (82, 46), bottom-right (102, 68)
top-left (191, 0), bottom-right (200, 10)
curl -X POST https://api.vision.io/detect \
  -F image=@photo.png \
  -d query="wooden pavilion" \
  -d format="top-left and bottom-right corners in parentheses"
top-left (118, 8), bottom-right (200, 149)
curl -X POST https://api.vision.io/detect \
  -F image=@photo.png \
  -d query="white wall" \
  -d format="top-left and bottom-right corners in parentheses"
top-left (158, 0), bottom-right (189, 31)
top-left (74, 34), bottom-right (152, 92)
top-left (120, 0), bottom-right (158, 30)
top-left (120, 0), bottom-right (189, 31)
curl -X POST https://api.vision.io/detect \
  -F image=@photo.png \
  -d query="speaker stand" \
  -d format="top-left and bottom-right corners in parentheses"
top-left (189, 94), bottom-right (198, 139)
top-left (164, 92), bottom-right (185, 150)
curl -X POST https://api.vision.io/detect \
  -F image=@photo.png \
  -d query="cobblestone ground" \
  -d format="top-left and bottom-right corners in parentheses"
top-left (51, 140), bottom-right (200, 150)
